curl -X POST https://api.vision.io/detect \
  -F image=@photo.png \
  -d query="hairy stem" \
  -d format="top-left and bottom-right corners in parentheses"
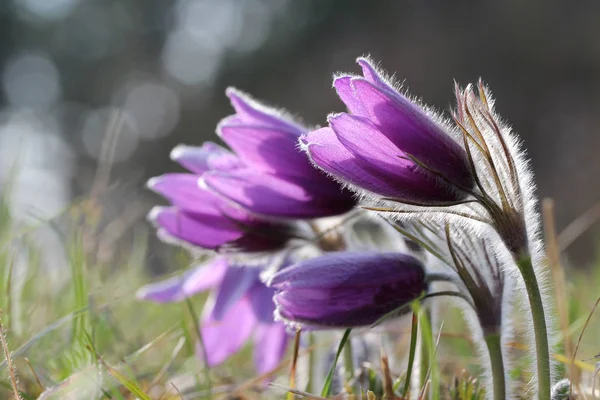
top-left (484, 333), bottom-right (506, 400)
top-left (517, 256), bottom-right (551, 400)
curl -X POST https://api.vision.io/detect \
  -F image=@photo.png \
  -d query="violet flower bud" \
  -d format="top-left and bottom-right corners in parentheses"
top-left (302, 58), bottom-right (474, 204)
top-left (202, 88), bottom-right (357, 218)
top-left (269, 252), bottom-right (427, 328)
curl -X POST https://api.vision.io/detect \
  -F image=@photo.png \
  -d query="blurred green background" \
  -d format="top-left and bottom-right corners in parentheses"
top-left (1, 2), bottom-right (600, 398)
top-left (1, 0), bottom-right (600, 270)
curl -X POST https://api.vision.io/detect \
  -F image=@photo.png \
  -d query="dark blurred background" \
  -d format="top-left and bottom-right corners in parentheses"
top-left (1, 0), bottom-right (599, 270)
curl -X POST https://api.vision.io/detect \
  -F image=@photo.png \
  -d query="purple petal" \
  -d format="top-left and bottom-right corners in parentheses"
top-left (225, 88), bottom-right (305, 134)
top-left (275, 288), bottom-right (362, 317)
top-left (356, 58), bottom-right (396, 93)
top-left (150, 206), bottom-right (243, 249)
top-left (302, 127), bottom-right (407, 198)
top-left (328, 113), bottom-right (456, 200)
top-left (350, 77), bottom-right (443, 146)
top-left (271, 251), bottom-right (427, 327)
top-left (204, 169), bottom-right (351, 218)
top-left (349, 77), bottom-right (418, 138)
top-left (212, 266), bottom-right (261, 320)
top-left (349, 78), bottom-right (473, 189)
top-left (148, 174), bottom-right (223, 215)
top-left (246, 281), bottom-right (277, 323)
top-left (136, 257), bottom-right (228, 302)
top-left (329, 113), bottom-right (411, 174)
top-left (333, 76), bottom-right (367, 116)
top-left (170, 142), bottom-right (243, 174)
top-left (276, 288), bottom-right (409, 327)
top-left (253, 323), bottom-right (289, 374)
top-left (200, 297), bottom-right (256, 366)
top-left (270, 251), bottom-right (424, 290)
top-left (218, 123), bottom-right (315, 177)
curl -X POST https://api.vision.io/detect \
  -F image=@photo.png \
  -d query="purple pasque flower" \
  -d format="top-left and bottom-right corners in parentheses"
top-left (201, 88), bottom-right (357, 219)
top-left (302, 58), bottom-right (474, 205)
top-left (137, 257), bottom-right (289, 375)
top-left (269, 251), bottom-right (427, 328)
top-left (148, 143), bottom-right (299, 253)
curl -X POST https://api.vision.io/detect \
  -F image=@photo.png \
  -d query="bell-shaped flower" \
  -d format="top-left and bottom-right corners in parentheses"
top-left (201, 88), bottom-right (357, 218)
top-left (137, 257), bottom-right (289, 375)
top-left (149, 142), bottom-right (301, 252)
top-left (302, 58), bottom-right (474, 205)
top-left (269, 251), bottom-right (427, 328)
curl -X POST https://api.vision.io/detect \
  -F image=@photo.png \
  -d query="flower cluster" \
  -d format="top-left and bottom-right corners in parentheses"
top-left (138, 57), bottom-right (555, 399)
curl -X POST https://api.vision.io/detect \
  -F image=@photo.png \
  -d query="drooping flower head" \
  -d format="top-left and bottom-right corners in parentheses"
top-left (269, 251), bottom-right (427, 328)
top-left (148, 142), bottom-right (298, 253)
top-left (137, 257), bottom-right (289, 374)
top-left (302, 58), bottom-right (475, 205)
top-left (452, 83), bottom-right (554, 397)
top-left (202, 88), bottom-right (357, 218)
top-left (452, 82), bottom-right (534, 256)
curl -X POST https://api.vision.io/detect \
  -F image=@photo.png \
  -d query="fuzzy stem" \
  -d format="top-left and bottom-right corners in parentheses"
top-left (517, 256), bottom-right (551, 400)
top-left (343, 337), bottom-right (355, 393)
top-left (484, 333), bottom-right (506, 400)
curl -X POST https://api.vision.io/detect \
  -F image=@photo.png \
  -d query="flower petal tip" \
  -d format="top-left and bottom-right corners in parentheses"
top-left (225, 86), bottom-right (243, 98)
top-left (325, 112), bottom-right (345, 123)
top-left (225, 87), bottom-right (252, 108)
top-left (147, 206), bottom-right (166, 224)
top-left (146, 176), bottom-right (163, 191)
top-left (197, 175), bottom-right (208, 190)
top-left (169, 144), bottom-right (193, 161)
top-left (332, 74), bottom-right (352, 86)
top-left (134, 286), bottom-right (152, 301)
top-left (356, 56), bottom-right (375, 68)
top-left (200, 171), bottom-right (227, 192)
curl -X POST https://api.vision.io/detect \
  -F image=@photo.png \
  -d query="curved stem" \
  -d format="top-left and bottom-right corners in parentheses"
top-left (402, 312), bottom-right (419, 398)
top-left (517, 256), bottom-right (551, 400)
top-left (343, 336), bottom-right (355, 393)
top-left (484, 333), bottom-right (506, 400)
top-left (425, 273), bottom-right (454, 283)
top-left (423, 290), bottom-right (476, 311)
top-left (419, 319), bottom-right (430, 392)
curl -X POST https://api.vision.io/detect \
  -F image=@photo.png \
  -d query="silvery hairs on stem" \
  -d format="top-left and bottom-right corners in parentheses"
top-left (389, 218), bottom-right (518, 399)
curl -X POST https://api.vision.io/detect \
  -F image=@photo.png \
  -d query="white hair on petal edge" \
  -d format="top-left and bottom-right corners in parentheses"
top-left (222, 86), bottom-right (313, 133)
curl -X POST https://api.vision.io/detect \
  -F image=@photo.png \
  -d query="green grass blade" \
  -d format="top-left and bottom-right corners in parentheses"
top-left (103, 364), bottom-right (151, 400)
top-left (400, 310), bottom-right (419, 397)
top-left (416, 303), bottom-right (440, 400)
top-left (320, 328), bottom-right (352, 397)
top-left (185, 298), bottom-right (213, 399)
